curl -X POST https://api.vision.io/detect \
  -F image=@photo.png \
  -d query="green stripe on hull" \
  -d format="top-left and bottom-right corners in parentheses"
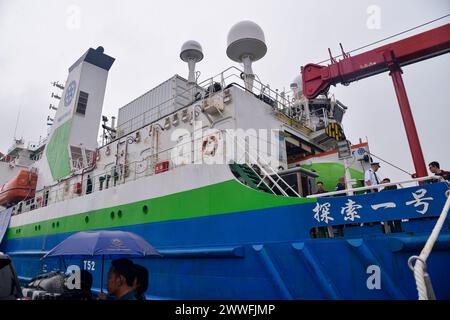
top-left (7, 179), bottom-right (315, 240)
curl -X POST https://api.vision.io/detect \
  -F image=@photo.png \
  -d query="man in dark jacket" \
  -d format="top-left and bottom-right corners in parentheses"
top-left (133, 264), bottom-right (149, 300)
top-left (105, 258), bottom-right (137, 300)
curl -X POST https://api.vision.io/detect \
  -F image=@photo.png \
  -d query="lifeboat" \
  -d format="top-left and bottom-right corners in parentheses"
top-left (0, 169), bottom-right (38, 207)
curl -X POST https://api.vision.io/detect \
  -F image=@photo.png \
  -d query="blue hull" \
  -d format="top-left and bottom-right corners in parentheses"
top-left (2, 183), bottom-right (450, 299)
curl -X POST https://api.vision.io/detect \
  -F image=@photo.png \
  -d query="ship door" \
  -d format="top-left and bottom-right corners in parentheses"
top-left (115, 139), bottom-right (128, 182)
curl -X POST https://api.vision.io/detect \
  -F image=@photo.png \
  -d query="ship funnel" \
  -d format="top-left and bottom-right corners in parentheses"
top-left (227, 20), bottom-right (267, 91)
top-left (180, 40), bottom-right (204, 85)
top-left (43, 46), bottom-right (115, 181)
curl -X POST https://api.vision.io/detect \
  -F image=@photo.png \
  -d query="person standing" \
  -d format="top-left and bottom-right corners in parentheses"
top-left (428, 161), bottom-right (450, 181)
top-left (100, 258), bottom-right (137, 300)
top-left (381, 178), bottom-right (398, 191)
top-left (335, 176), bottom-right (346, 193)
top-left (315, 181), bottom-right (327, 194)
top-left (133, 264), bottom-right (149, 300)
top-left (364, 162), bottom-right (381, 192)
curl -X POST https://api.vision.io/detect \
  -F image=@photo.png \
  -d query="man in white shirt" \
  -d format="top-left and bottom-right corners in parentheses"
top-left (365, 162), bottom-right (381, 192)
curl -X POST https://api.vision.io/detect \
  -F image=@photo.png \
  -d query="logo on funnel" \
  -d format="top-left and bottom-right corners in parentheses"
top-left (64, 80), bottom-right (77, 107)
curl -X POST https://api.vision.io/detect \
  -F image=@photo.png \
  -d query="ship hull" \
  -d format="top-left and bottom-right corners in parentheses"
top-left (2, 182), bottom-right (450, 299)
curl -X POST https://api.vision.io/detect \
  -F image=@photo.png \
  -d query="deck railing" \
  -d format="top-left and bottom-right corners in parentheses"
top-left (114, 66), bottom-right (316, 138)
top-left (11, 137), bottom-right (201, 216)
top-left (307, 176), bottom-right (445, 198)
top-left (11, 67), bottom-right (357, 216)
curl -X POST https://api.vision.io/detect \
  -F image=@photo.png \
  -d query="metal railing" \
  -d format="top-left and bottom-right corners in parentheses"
top-left (225, 130), bottom-right (301, 197)
top-left (11, 123), bottom-right (303, 216)
top-left (11, 138), bottom-right (203, 216)
top-left (307, 176), bottom-right (444, 198)
top-left (114, 66), bottom-right (317, 138)
top-left (10, 67), bottom-right (336, 215)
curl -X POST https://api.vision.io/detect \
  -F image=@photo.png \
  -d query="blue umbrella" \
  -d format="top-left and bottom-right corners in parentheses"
top-left (43, 230), bottom-right (161, 293)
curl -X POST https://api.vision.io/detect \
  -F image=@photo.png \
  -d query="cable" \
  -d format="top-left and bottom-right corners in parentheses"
top-left (316, 14), bottom-right (450, 65)
top-left (364, 150), bottom-right (413, 176)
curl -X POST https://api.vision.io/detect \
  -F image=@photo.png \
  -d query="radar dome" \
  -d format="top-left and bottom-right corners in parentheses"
top-left (180, 40), bottom-right (204, 62)
top-left (180, 40), bottom-right (204, 85)
top-left (226, 20), bottom-right (267, 62)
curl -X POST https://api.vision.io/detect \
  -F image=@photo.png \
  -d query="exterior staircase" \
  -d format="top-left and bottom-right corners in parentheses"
top-left (229, 163), bottom-right (273, 194)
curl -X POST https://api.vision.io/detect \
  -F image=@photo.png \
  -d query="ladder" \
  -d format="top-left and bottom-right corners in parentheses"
top-left (229, 163), bottom-right (272, 193)
top-left (224, 130), bottom-right (301, 198)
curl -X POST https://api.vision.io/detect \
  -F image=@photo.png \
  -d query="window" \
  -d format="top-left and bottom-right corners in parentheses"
top-left (70, 146), bottom-right (84, 169)
top-left (76, 91), bottom-right (89, 115)
top-left (85, 149), bottom-right (96, 167)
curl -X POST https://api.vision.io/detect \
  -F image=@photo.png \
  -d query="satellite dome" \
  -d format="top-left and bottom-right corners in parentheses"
top-left (180, 40), bottom-right (204, 62)
top-left (226, 20), bottom-right (267, 62)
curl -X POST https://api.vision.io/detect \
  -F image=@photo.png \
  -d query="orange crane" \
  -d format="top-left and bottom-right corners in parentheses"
top-left (301, 23), bottom-right (450, 178)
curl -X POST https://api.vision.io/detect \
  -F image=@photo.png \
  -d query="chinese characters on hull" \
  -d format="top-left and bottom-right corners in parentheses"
top-left (312, 188), bottom-right (434, 224)
top-left (405, 189), bottom-right (433, 214)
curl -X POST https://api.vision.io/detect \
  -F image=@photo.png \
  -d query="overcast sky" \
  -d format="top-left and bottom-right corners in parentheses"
top-left (0, 0), bottom-right (449, 182)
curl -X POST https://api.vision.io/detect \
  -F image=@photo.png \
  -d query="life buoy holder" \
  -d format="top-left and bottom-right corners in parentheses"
top-left (202, 134), bottom-right (219, 157)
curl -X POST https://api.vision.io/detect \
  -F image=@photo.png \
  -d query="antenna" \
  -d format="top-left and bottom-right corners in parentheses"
top-left (52, 81), bottom-right (65, 90)
top-left (180, 40), bottom-right (204, 85)
top-left (13, 106), bottom-right (21, 140)
top-left (227, 21), bottom-right (267, 91)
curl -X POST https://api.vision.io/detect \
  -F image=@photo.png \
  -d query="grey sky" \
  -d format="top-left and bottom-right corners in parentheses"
top-left (0, 0), bottom-right (449, 182)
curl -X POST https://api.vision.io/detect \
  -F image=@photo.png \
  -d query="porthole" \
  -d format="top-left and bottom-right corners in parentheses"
top-left (85, 216), bottom-right (89, 223)
top-left (142, 205), bottom-right (149, 214)
top-left (110, 211), bottom-right (115, 219)
top-left (118, 210), bottom-right (123, 218)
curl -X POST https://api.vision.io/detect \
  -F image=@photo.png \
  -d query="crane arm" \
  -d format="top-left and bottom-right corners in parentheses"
top-left (302, 23), bottom-right (450, 99)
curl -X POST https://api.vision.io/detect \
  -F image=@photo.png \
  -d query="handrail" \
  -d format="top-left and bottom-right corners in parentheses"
top-left (11, 67), bottom-right (334, 215)
top-left (223, 129), bottom-right (301, 198)
top-left (114, 66), bottom-right (307, 138)
top-left (307, 176), bottom-right (443, 198)
top-left (11, 136), bottom-right (201, 216)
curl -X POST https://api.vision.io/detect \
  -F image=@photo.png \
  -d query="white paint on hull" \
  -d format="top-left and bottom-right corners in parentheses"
top-left (10, 163), bottom-right (234, 228)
